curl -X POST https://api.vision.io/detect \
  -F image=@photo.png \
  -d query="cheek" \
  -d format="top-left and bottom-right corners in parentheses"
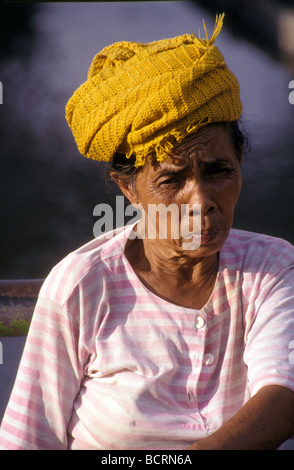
top-left (217, 177), bottom-right (242, 216)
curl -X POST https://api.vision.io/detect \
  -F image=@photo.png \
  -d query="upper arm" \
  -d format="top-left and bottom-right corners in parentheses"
top-left (0, 294), bottom-right (87, 449)
top-left (244, 265), bottom-right (294, 397)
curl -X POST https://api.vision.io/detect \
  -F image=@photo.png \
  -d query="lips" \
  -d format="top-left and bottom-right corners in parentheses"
top-left (180, 227), bottom-right (219, 248)
top-left (200, 227), bottom-right (219, 244)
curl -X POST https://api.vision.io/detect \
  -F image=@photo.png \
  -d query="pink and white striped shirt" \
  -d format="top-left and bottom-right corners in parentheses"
top-left (1, 225), bottom-right (294, 450)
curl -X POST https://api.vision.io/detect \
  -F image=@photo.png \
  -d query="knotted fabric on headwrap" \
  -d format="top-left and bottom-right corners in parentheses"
top-left (66, 13), bottom-right (242, 167)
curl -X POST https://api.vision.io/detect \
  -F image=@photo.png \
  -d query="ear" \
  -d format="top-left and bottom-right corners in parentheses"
top-left (110, 171), bottom-right (141, 207)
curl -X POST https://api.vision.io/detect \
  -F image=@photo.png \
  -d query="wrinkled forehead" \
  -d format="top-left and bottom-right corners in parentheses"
top-left (149, 123), bottom-right (234, 172)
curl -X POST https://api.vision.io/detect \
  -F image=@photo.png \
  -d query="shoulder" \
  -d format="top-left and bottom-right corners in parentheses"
top-left (225, 228), bottom-right (294, 249)
top-left (221, 229), bottom-right (294, 273)
top-left (39, 224), bottom-right (134, 305)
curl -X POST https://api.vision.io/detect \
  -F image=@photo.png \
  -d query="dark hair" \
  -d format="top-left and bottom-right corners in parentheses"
top-left (109, 120), bottom-right (249, 186)
top-left (227, 119), bottom-right (250, 162)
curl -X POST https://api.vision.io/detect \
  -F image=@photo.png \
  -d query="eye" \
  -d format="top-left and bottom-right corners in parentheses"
top-left (206, 166), bottom-right (234, 177)
top-left (160, 176), bottom-right (181, 185)
top-left (157, 171), bottom-right (186, 186)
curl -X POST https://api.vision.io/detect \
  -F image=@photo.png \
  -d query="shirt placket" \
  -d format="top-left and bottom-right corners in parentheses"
top-left (186, 313), bottom-right (208, 405)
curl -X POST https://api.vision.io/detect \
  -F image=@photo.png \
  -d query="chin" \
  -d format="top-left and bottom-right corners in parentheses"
top-left (180, 228), bottom-right (229, 257)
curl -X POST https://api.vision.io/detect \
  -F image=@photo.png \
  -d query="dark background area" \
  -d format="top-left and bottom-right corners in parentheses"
top-left (0, 3), bottom-right (118, 278)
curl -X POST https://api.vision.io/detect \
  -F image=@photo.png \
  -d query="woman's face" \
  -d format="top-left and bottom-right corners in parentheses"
top-left (121, 123), bottom-right (242, 259)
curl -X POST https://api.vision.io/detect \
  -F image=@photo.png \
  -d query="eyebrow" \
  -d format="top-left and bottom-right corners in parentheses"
top-left (153, 167), bottom-right (187, 181)
top-left (154, 157), bottom-right (234, 179)
top-left (200, 158), bottom-right (235, 168)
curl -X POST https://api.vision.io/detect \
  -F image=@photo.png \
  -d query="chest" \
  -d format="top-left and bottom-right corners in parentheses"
top-left (132, 270), bottom-right (217, 310)
top-left (87, 286), bottom-right (245, 385)
top-left (73, 277), bottom-right (248, 449)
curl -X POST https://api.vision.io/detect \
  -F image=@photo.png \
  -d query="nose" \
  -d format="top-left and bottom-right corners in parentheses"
top-left (187, 181), bottom-right (217, 217)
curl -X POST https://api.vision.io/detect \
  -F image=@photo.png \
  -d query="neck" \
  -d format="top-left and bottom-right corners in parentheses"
top-left (125, 237), bottom-right (219, 309)
top-left (146, 238), bottom-right (218, 282)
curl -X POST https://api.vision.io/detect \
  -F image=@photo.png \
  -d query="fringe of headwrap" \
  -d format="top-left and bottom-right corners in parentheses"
top-left (130, 116), bottom-right (212, 167)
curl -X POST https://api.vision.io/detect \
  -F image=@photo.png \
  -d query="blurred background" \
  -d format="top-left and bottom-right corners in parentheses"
top-left (1, 0), bottom-right (294, 281)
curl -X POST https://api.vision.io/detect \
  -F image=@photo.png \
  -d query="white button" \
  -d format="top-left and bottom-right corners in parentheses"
top-left (203, 353), bottom-right (214, 366)
top-left (195, 315), bottom-right (205, 329)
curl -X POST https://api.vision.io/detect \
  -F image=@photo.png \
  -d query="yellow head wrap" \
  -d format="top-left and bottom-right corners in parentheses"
top-left (66, 13), bottom-right (242, 167)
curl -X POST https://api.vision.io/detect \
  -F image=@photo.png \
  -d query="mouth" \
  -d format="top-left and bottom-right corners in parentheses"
top-left (200, 228), bottom-right (219, 244)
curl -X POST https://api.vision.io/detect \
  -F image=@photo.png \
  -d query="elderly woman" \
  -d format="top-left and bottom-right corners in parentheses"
top-left (1, 14), bottom-right (294, 451)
